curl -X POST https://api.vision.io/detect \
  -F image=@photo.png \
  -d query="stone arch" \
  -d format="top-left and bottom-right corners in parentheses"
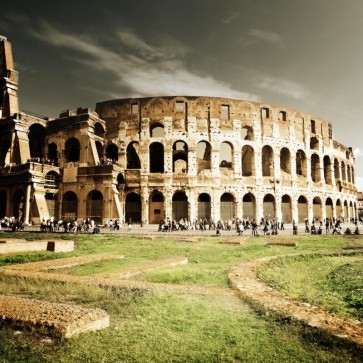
top-left (197, 193), bottom-right (211, 220)
top-left (325, 197), bottom-right (333, 219)
top-left (242, 193), bottom-right (256, 220)
top-left (45, 171), bottom-right (60, 189)
top-left (296, 150), bottom-right (307, 177)
top-left (95, 140), bottom-right (103, 161)
top-left (172, 191), bottom-right (188, 221)
top-left (220, 193), bottom-right (235, 220)
top-left (196, 141), bottom-right (211, 171)
top-left (313, 197), bottom-right (322, 221)
top-left (281, 194), bottom-right (292, 223)
top-left (125, 192), bottom-right (141, 223)
top-left (47, 143), bottom-right (58, 164)
top-left (65, 138), bottom-right (80, 162)
top-left (61, 191), bottom-right (78, 220)
top-left (105, 143), bottom-right (118, 162)
top-left (297, 195), bottom-right (308, 223)
top-left (173, 140), bottom-right (188, 173)
top-left (0, 191), bottom-right (7, 218)
top-left (219, 142), bottom-right (233, 169)
top-left (149, 191), bottom-right (164, 224)
top-left (343, 200), bottom-right (349, 221)
top-left (86, 190), bottom-right (103, 224)
top-left (263, 194), bottom-right (275, 219)
top-left (310, 137), bottom-right (319, 150)
top-left (262, 145), bottom-right (274, 177)
top-left (280, 148), bottom-right (291, 175)
top-left (13, 189), bottom-right (25, 220)
top-left (150, 122), bottom-right (164, 137)
top-left (0, 137), bottom-right (11, 166)
top-left (336, 199), bottom-right (343, 220)
top-left (311, 154), bottom-right (320, 182)
top-left (29, 123), bottom-right (46, 159)
top-left (94, 123), bottom-right (105, 138)
top-left (150, 142), bottom-right (164, 172)
top-left (126, 141), bottom-right (141, 169)
top-left (347, 165), bottom-right (352, 183)
top-left (341, 161), bottom-right (346, 181)
top-left (117, 173), bottom-right (125, 191)
top-left (242, 145), bottom-right (255, 176)
top-left (334, 158), bottom-right (340, 182)
top-left (323, 156), bottom-right (332, 185)
top-left (349, 200), bottom-right (354, 220)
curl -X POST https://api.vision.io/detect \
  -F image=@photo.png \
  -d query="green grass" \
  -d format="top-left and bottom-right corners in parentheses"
top-left (0, 232), bottom-right (362, 362)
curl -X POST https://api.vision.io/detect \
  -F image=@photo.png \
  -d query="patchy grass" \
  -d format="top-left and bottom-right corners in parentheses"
top-left (0, 232), bottom-right (362, 362)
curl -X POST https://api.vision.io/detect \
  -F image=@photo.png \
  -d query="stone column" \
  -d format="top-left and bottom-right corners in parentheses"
top-left (188, 146), bottom-right (197, 177)
top-left (234, 149), bottom-right (242, 177)
top-left (23, 184), bottom-right (32, 224)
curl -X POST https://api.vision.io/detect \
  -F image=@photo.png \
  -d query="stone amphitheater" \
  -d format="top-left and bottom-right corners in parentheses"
top-left (0, 36), bottom-right (358, 225)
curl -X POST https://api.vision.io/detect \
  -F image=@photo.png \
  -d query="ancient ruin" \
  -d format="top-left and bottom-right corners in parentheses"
top-left (0, 36), bottom-right (358, 225)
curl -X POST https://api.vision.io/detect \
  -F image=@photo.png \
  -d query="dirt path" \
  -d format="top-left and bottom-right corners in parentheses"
top-left (228, 254), bottom-right (363, 346)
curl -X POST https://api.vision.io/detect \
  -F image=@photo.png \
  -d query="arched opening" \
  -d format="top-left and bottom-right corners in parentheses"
top-left (45, 193), bottom-right (58, 219)
top-left (44, 171), bottom-right (60, 189)
top-left (126, 142), bottom-right (141, 169)
top-left (311, 154), bottom-right (320, 182)
top-left (47, 143), bottom-right (58, 164)
top-left (196, 141), bottom-right (211, 171)
top-left (150, 142), bottom-right (164, 172)
top-left (125, 193), bottom-right (141, 223)
top-left (263, 194), bottom-right (275, 219)
top-left (86, 190), bottom-right (103, 224)
top-left (280, 148), bottom-right (291, 175)
top-left (173, 141), bottom-right (188, 173)
top-left (219, 142), bottom-right (233, 169)
top-left (150, 122), bottom-right (164, 137)
top-left (334, 159), bottom-right (340, 182)
top-left (310, 137), bottom-right (319, 150)
top-left (241, 125), bottom-right (254, 141)
top-left (296, 150), bottom-right (307, 177)
top-left (220, 193), bottom-right (235, 220)
top-left (313, 197), bottom-right (322, 221)
top-left (29, 124), bottom-right (45, 159)
top-left (297, 195), bottom-right (308, 223)
top-left (323, 156), bottom-right (332, 185)
top-left (336, 199), bottom-right (343, 220)
top-left (262, 145), bottom-right (274, 177)
top-left (281, 195), bottom-right (292, 223)
top-left (149, 191), bottom-right (164, 224)
top-left (242, 145), bottom-right (255, 176)
top-left (347, 165), bottom-right (352, 183)
top-left (349, 201), bottom-right (354, 220)
top-left (344, 200), bottom-right (349, 221)
top-left (0, 138), bottom-right (11, 166)
top-left (351, 168), bottom-right (355, 185)
top-left (243, 193), bottom-right (256, 220)
top-left (325, 197), bottom-right (333, 219)
top-left (94, 123), bottom-right (105, 138)
top-left (61, 191), bottom-right (78, 220)
top-left (13, 189), bottom-right (25, 221)
top-left (105, 143), bottom-right (118, 163)
top-left (341, 161), bottom-right (346, 181)
top-left (346, 150), bottom-right (350, 160)
top-left (197, 193), bottom-right (211, 220)
top-left (65, 138), bottom-right (80, 162)
top-left (0, 191), bottom-right (7, 218)
top-left (172, 191), bottom-right (188, 221)
top-left (117, 173), bottom-right (125, 190)
top-left (95, 141), bottom-right (103, 162)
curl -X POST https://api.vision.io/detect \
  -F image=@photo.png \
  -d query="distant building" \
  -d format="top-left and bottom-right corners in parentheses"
top-left (0, 36), bottom-right (358, 224)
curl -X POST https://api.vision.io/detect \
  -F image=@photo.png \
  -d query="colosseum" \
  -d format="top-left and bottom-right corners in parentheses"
top-left (0, 36), bottom-right (358, 225)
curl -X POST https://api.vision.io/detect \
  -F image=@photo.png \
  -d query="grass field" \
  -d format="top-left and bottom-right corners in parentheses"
top-left (0, 232), bottom-right (362, 363)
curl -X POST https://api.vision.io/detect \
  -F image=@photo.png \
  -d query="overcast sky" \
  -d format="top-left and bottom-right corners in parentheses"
top-left (1, 0), bottom-right (363, 188)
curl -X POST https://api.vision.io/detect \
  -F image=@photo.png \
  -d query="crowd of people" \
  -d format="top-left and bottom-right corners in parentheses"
top-left (27, 157), bottom-right (58, 166)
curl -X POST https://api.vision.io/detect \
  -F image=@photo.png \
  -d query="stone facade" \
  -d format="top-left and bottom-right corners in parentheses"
top-left (0, 36), bottom-right (358, 225)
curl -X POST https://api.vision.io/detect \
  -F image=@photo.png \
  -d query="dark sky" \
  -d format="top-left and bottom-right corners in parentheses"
top-left (1, 0), bottom-right (363, 186)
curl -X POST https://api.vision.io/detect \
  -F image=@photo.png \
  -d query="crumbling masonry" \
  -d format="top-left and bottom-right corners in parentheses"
top-left (0, 36), bottom-right (358, 225)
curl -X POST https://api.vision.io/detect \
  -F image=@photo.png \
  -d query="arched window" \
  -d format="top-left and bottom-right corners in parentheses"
top-left (61, 191), bottom-right (78, 220)
top-left (65, 138), bottom-right (80, 162)
top-left (311, 154), bottom-right (320, 182)
top-left (219, 142), bottom-right (233, 169)
top-left (323, 156), bottom-right (332, 185)
top-left (325, 197), bottom-right (333, 219)
top-left (336, 199), bottom-right (343, 219)
top-left (105, 143), bottom-right (118, 162)
top-left (334, 159), bottom-right (340, 181)
top-left (341, 161), bottom-right (346, 181)
top-left (29, 124), bottom-right (46, 159)
top-left (95, 141), bottom-right (103, 162)
top-left (296, 150), bottom-right (307, 177)
top-left (150, 142), bottom-right (164, 172)
top-left (280, 148), bottom-right (291, 175)
top-left (126, 142), bottom-right (141, 169)
top-left (262, 145), bottom-right (274, 177)
top-left (198, 193), bottom-right (211, 220)
top-left (241, 125), bottom-right (254, 141)
top-left (47, 143), bottom-right (58, 164)
top-left (281, 195), bottom-right (292, 223)
top-left (242, 146), bottom-right (255, 176)
top-left (220, 193), bottom-right (235, 220)
top-left (196, 141), bottom-right (211, 171)
top-left (297, 196), bottom-right (308, 223)
top-left (149, 191), bottom-right (164, 224)
top-left (86, 190), bottom-right (103, 224)
top-left (242, 193), bottom-right (256, 220)
top-left (263, 194), bottom-right (275, 219)
top-left (310, 137), bottom-right (319, 150)
top-left (150, 122), bottom-right (164, 137)
top-left (173, 141), bottom-right (188, 173)
top-left (94, 123), bottom-right (105, 138)
top-left (172, 192), bottom-right (188, 220)
top-left (125, 193), bottom-right (141, 223)
top-left (313, 197), bottom-right (322, 221)
top-left (45, 171), bottom-right (60, 189)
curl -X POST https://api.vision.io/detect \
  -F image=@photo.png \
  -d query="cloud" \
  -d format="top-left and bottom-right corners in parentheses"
top-left (248, 29), bottom-right (284, 46)
top-left (255, 75), bottom-right (308, 100)
top-left (222, 13), bottom-right (240, 25)
top-left (353, 148), bottom-right (363, 158)
top-left (31, 23), bottom-right (258, 100)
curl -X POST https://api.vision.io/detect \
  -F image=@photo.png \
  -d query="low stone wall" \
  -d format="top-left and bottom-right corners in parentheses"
top-left (0, 239), bottom-right (74, 254)
top-left (0, 295), bottom-right (109, 338)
